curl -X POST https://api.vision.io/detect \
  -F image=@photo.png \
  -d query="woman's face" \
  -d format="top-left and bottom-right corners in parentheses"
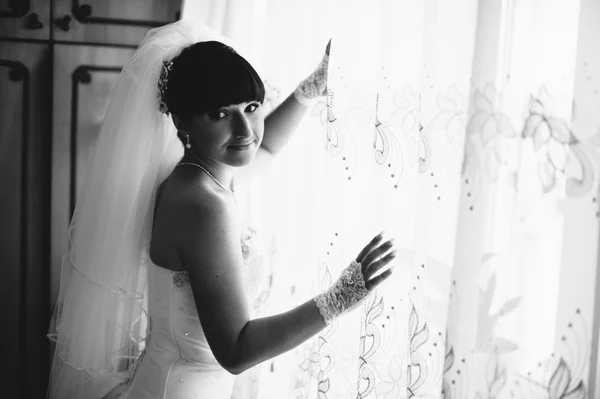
top-left (187, 101), bottom-right (264, 167)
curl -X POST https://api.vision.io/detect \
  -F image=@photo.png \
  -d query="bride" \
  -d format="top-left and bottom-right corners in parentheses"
top-left (46, 20), bottom-right (396, 399)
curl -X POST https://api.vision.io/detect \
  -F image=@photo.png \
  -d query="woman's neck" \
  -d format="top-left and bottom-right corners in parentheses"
top-left (180, 150), bottom-right (235, 192)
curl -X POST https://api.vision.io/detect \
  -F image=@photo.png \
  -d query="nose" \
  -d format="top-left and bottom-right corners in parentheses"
top-left (233, 113), bottom-right (253, 139)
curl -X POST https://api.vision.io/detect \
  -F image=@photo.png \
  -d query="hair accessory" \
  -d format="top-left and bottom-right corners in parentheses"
top-left (158, 60), bottom-right (174, 115)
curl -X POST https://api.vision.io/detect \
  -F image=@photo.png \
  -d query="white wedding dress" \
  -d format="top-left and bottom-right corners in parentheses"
top-left (122, 225), bottom-right (269, 399)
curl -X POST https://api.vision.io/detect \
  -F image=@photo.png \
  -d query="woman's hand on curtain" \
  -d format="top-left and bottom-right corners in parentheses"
top-left (314, 233), bottom-right (396, 325)
top-left (292, 39), bottom-right (330, 105)
top-left (355, 232), bottom-right (396, 291)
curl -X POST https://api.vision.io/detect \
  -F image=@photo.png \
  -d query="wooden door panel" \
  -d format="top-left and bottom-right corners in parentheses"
top-left (0, 41), bottom-right (51, 399)
top-left (0, 0), bottom-right (51, 40)
top-left (53, 0), bottom-right (181, 46)
top-left (51, 45), bottom-right (134, 311)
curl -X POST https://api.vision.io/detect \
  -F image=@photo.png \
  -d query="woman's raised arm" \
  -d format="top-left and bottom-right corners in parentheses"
top-left (235, 42), bottom-right (331, 185)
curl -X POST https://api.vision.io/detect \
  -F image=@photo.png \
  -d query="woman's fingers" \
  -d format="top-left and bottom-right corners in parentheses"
top-left (361, 238), bottom-right (394, 267)
top-left (365, 268), bottom-right (393, 291)
top-left (363, 250), bottom-right (396, 281)
top-left (355, 232), bottom-right (385, 264)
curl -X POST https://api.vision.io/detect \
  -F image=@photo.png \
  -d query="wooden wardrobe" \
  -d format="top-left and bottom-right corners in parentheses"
top-left (0, 1), bottom-right (181, 396)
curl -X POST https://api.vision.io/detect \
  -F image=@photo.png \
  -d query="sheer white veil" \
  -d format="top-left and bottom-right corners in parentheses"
top-left (46, 20), bottom-right (232, 399)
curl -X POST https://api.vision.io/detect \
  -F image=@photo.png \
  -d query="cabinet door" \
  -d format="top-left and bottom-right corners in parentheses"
top-left (0, 41), bottom-right (51, 399)
top-left (0, 0), bottom-right (51, 40)
top-left (52, 0), bottom-right (181, 46)
top-left (51, 44), bottom-right (134, 310)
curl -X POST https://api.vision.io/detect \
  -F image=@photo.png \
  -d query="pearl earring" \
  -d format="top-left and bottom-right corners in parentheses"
top-left (185, 133), bottom-right (191, 149)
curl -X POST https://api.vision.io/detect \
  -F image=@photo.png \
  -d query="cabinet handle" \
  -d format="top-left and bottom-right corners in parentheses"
top-left (72, 3), bottom-right (92, 22)
top-left (25, 12), bottom-right (43, 30)
top-left (54, 15), bottom-right (72, 32)
top-left (0, 0), bottom-right (29, 18)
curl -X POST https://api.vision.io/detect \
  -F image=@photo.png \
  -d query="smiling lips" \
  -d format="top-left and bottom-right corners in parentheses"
top-left (229, 140), bottom-right (255, 150)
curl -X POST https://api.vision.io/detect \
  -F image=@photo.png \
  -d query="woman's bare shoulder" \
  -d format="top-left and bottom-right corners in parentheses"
top-left (162, 170), bottom-right (238, 238)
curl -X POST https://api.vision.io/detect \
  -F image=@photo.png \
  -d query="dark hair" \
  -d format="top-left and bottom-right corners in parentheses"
top-left (164, 41), bottom-right (265, 122)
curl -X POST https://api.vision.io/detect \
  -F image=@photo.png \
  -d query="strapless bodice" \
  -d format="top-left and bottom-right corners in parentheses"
top-left (123, 225), bottom-right (269, 399)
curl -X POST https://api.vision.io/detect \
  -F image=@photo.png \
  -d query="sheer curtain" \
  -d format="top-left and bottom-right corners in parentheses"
top-left (182, 1), bottom-right (600, 398)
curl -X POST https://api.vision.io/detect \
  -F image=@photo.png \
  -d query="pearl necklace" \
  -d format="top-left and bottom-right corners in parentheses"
top-left (176, 162), bottom-right (236, 197)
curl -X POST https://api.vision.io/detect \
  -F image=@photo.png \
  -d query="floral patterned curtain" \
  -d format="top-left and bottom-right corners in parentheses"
top-left (183, 0), bottom-right (600, 397)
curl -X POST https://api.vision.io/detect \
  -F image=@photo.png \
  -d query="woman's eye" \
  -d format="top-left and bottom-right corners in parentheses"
top-left (208, 110), bottom-right (227, 120)
top-left (246, 103), bottom-right (260, 113)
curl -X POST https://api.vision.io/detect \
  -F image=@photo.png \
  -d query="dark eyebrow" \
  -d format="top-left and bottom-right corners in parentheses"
top-left (221, 101), bottom-right (259, 108)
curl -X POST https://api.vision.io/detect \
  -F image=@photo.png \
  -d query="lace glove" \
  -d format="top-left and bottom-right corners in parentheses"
top-left (293, 42), bottom-right (330, 106)
top-left (313, 260), bottom-right (370, 325)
